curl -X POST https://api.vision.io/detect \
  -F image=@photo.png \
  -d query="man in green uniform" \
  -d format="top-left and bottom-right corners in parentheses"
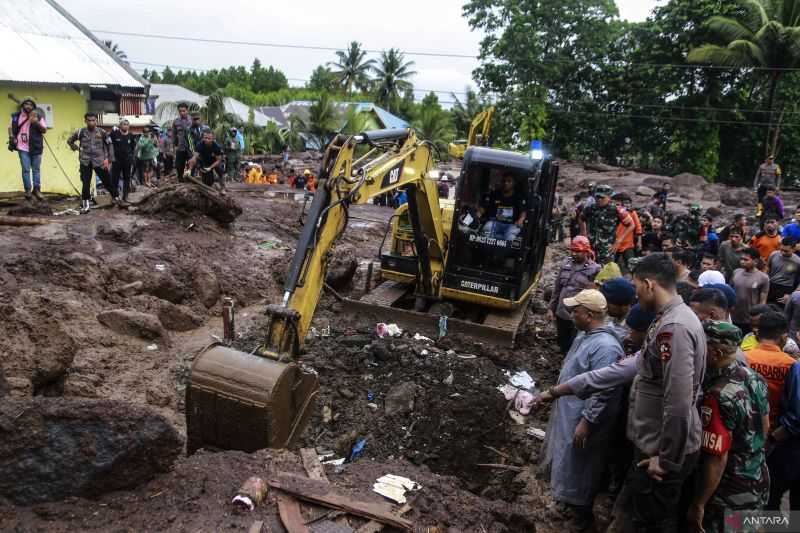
top-left (579, 184), bottom-right (633, 264)
top-left (687, 321), bottom-right (770, 533)
top-left (224, 127), bottom-right (243, 183)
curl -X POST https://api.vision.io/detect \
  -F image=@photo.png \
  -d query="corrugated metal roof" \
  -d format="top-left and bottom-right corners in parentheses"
top-left (223, 97), bottom-right (276, 127)
top-left (150, 84), bottom-right (277, 128)
top-left (0, 0), bottom-right (145, 89)
top-left (151, 84), bottom-right (207, 107)
top-left (256, 106), bottom-right (288, 127)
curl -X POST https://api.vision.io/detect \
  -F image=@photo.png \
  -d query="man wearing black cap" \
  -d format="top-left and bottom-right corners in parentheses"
top-left (600, 277), bottom-right (637, 340)
top-left (7, 96), bottom-right (47, 201)
top-left (110, 119), bottom-right (136, 202)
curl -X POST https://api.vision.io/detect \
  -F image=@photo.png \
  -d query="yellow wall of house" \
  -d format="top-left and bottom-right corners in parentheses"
top-left (0, 84), bottom-right (88, 195)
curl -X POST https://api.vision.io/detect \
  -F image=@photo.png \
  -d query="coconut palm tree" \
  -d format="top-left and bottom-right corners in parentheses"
top-left (372, 49), bottom-right (417, 113)
top-left (340, 105), bottom-right (370, 136)
top-left (329, 42), bottom-right (375, 96)
top-left (451, 88), bottom-right (486, 138)
top-left (297, 94), bottom-right (340, 150)
top-left (102, 40), bottom-right (128, 63)
top-left (688, 0), bottom-right (800, 155)
top-left (413, 107), bottom-right (455, 157)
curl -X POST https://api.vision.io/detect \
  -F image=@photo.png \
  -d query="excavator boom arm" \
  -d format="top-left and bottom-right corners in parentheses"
top-left (264, 129), bottom-right (443, 358)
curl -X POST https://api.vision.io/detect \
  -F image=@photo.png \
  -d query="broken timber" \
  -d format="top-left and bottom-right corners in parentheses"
top-left (268, 474), bottom-right (413, 531)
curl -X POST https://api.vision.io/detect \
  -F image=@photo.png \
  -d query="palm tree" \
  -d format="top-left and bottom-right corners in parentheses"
top-left (340, 105), bottom-right (370, 136)
top-left (329, 42), bottom-right (375, 96)
top-left (372, 49), bottom-right (417, 112)
top-left (297, 94), bottom-right (341, 150)
top-left (413, 108), bottom-right (455, 157)
top-left (102, 40), bottom-right (128, 63)
top-left (688, 0), bottom-right (800, 155)
top-left (451, 88), bottom-right (486, 138)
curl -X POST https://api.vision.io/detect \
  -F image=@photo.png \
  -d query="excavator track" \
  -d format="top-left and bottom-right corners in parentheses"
top-left (345, 281), bottom-right (529, 347)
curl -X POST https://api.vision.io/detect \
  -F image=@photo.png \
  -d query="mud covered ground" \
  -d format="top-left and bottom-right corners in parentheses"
top-left (0, 177), bottom-right (569, 532)
top-left (5, 156), bottom-right (756, 531)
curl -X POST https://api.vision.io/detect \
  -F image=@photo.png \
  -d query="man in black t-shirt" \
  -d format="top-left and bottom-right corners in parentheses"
top-left (189, 131), bottom-right (223, 189)
top-left (479, 173), bottom-right (527, 240)
top-left (110, 119), bottom-right (137, 201)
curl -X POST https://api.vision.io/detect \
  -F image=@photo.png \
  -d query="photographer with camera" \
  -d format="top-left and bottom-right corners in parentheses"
top-left (7, 96), bottom-right (47, 201)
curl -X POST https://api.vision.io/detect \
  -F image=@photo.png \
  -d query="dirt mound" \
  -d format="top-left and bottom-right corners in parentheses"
top-left (0, 397), bottom-right (182, 505)
top-left (135, 183), bottom-right (243, 224)
top-left (0, 446), bottom-right (535, 532)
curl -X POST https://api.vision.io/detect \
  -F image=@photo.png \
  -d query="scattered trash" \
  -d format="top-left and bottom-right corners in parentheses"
top-left (457, 353), bottom-right (477, 360)
top-left (527, 427), bottom-right (546, 441)
top-left (145, 344), bottom-right (158, 351)
top-left (317, 451), bottom-right (335, 462)
top-left (505, 370), bottom-right (536, 390)
top-left (438, 315), bottom-right (448, 338)
top-left (322, 405), bottom-right (333, 423)
top-left (231, 476), bottom-right (268, 511)
top-left (376, 323), bottom-right (402, 338)
top-left (185, 223), bottom-right (196, 231)
top-left (372, 474), bottom-right (421, 505)
top-left (53, 208), bottom-right (80, 216)
top-left (348, 438), bottom-right (367, 462)
top-left (321, 457), bottom-right (346, 466)
top-left (367, 402), bottom-right (379, 410)
top-left (413, 333), bottom-right (433, 343)
top-left (257, 241), bottom-right (277, 250)
top-left (509, 411), bottom-right (527, 425)
top-left (443, 372), bottom-right (454, 386)
top-left (500, 385), bottom-right (537, 415)
top-left (420, 349), bottom-right (429, 357)
top-left (154, 263), bottom-right (166, 272)
top-left (367, 391), bottom-right (375, 401)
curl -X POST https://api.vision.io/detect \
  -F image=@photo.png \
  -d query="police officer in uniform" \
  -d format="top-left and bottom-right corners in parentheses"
top-left (67, 112), bottom-right (118, 213)
top-left (617, 252), bottom-right (707, 532)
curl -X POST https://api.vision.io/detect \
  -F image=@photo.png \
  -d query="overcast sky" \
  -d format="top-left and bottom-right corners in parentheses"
top-left (59, 0), bottom-right (663, 102)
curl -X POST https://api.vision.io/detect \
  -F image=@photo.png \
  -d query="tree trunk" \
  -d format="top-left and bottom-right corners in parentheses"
top-left (765, 71), bottom-right (781, 158)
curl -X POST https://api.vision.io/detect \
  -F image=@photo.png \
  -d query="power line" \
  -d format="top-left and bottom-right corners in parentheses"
top-left (94, 30), bottom-right (478, 59)
top-left (548, 108), bottom-right (800, 127)
top-left (97, 29), bottom-right (800, 72)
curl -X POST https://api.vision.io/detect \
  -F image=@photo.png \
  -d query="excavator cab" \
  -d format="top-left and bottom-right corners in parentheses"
top-left (441, 146), bottom-right (558, 309)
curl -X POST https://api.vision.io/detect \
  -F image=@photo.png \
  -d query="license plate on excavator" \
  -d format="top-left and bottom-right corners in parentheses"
top-left (186, 345), bottom-right (319, 454)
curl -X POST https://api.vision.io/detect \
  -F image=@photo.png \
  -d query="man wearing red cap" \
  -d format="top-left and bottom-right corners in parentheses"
top-left (549, 236), bottom-right (601, 354)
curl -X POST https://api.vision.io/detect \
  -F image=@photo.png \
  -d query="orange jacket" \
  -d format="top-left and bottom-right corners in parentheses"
top-left (615, 210), bottom-right (641, 252)
top-left (746, 342), bottom-right (796, 426)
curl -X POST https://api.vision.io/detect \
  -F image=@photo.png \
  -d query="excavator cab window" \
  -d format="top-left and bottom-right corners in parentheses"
top-left (451, 163), bottom-right (530, 275)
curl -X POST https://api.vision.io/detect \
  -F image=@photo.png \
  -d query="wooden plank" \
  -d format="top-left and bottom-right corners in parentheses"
top-left (248, 520), bottom-right (264, 533)
top-left (300, 448), bottom-right (329, 482)
top-left (268, 474), bottom-right (412, 531)
top-left (277, 490), bottom-right (311, 533)
top-left (355, 504), bottom-right (412, 533)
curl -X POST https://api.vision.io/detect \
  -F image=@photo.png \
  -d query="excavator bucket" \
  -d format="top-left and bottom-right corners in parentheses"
top-left (185, 345), bottom-right (318, 454)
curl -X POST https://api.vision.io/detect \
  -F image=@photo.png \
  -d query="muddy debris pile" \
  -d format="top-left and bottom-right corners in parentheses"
top-left (135, 182), bottom-right (243, 224)
top-left (0, 397), bottom-right (182, 505)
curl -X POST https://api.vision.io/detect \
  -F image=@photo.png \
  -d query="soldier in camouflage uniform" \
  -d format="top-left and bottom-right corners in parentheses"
top-left (669, 204), bottom-right (703, 248)
top-left (579, 184), bottom-right (633, 264)
top-left (688, 321), bottom-right (770, 533)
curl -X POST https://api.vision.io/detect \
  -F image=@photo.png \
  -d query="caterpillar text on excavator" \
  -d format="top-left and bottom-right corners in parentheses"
top-left (186, 125), bottom-right (558, 454)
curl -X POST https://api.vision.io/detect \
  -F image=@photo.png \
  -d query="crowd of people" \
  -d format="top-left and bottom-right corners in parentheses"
top-left (7, 98), bottom-right (253, 212)
top-left (541, 169), bottom-right (799, 532)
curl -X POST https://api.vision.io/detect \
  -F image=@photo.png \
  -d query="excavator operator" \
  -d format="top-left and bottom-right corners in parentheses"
top-left (479, 173), bottom-right (527, 240)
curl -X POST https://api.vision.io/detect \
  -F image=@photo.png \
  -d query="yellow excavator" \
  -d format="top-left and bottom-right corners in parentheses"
top-left (187, 127), bottom-right (558, 453)
top-left (448, 106), bottom-right (495, 159)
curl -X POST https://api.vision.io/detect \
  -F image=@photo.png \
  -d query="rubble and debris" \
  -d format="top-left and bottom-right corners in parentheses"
top-left (267, 474), bottom-right (414, 531)
top-left (375, 323), bottom-right (402, 338)
top-left (231, 476), bottom-right (268, 511)
top-left (372, 474), bottom-right (421, 504)
top-left (527, 427), bottom-right (547, 441)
